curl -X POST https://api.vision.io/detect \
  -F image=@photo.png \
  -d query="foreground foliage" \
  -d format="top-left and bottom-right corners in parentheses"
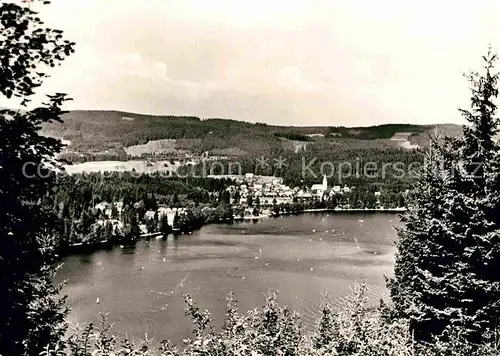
top-left (41, 284), bottom-right (500, 356)
top-left (0, 0), bottom-right (75, 354)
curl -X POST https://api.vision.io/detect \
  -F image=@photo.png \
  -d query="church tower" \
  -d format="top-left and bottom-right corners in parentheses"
top-left (322, 174), bottom-right (327, 190)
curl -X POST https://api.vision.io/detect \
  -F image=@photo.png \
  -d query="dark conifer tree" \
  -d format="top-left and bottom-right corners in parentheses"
top-left (124, 210), bottom-right (140, 240)
top-left (104, 221), bottom-right (114, 241)
top-left (460, 48), bottom-right (500, 190)
top-left (172, 193), bottom-right (180, 208)
top-left (153, 210), bottom-right (159, 230)
top-left (247, 194), bottom-right (253, 207)
top-left (173, 210), bottom-right (180, 229)
top-left (110, 202), bottom-right (119, 220)
top-left (451, 48), bottom-right (500, 342)
top-left (389, 49), bottom-right (500, 346)
top-left (159, 214), bottom-right (170, 235)
top-left (146, 217), bottom-right (156, 234)
top-left (388, 138), bottom-right (459, 341)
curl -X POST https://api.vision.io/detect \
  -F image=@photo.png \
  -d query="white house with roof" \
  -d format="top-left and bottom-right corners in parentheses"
top-left (157, 207), bottom-right (185, 225)
top-left (144, 210), bottom-right (157, 220)
top-left (297, 191), bottom-right (313, 199)
top-left (331, 185), bottom-right (341, 194)
top-left (94, 202), bottom-right (108, 212)
top-left (253, 183), bottom-right (263, 191)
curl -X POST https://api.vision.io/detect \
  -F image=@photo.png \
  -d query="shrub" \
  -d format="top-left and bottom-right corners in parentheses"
top-left (59, 284), bottom-right (418, 356)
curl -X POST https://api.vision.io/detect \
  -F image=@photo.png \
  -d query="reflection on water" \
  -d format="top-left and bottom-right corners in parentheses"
top-left (56, 212), bottom-right (399, 344)
top-left (77, 254), bottom-right (92, 265)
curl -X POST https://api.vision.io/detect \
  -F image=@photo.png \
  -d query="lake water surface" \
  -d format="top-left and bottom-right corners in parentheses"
top-left (56, 212), bottom-right (399, 344)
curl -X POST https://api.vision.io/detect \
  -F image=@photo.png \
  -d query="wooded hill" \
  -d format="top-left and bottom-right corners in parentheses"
top-left (41, 110), bottom-right (463, 158)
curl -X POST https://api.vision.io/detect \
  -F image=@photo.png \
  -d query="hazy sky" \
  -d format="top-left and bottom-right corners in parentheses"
top-left (3, 0), bottom-right (499, 126)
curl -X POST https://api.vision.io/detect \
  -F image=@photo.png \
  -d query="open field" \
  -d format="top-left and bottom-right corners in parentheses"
top-left (63, 160), bottom-right (181, 175)
top-left (124, 139), bottom-right (184, 157)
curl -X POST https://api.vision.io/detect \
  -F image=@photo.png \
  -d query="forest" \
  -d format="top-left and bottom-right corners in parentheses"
top-left (44, 174), bottom-right (234, 249)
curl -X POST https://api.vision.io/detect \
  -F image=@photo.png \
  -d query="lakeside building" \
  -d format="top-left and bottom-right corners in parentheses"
top-left (93, 201), bottom-right (123, 217)
top-left (297, 190), bottom-right (313, 200)
top-left (310, 175), bottom-right (328, 198)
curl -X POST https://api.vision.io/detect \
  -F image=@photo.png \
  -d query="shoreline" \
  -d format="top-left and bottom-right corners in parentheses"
top-left (237, 207), bottom-right (406, 220)
top-left (63, 208), bottom-right (403, 255)
top-left (302, 207), bottom-right (406, 213)
top-left (268, 207), bottom-right (405, 218)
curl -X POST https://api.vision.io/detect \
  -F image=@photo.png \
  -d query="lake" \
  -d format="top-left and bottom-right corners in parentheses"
top-left (55, 212), bottom-right (399, 345)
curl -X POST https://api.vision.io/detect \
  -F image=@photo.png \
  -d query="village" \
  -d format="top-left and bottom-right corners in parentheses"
top-left (217, 173), bottom-right (357, 206)
top-left (89, 173), bottom-right (389, 237)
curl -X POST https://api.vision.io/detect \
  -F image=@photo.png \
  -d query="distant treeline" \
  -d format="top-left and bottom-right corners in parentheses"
top-left (327, 124), bottom-right (424, 139)
top-left (53, 173), bottom-right (234, 208)
top-left (273, 132), bottom-right (312, 141)
top-left (43, 110), bottom-right (448, 155)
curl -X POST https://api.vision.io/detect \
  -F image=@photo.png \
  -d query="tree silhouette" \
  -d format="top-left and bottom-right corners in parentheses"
top-left (0, 0), bottom-right (75, 354)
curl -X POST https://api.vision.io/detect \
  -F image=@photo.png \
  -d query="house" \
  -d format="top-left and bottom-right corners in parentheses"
top-left (96, 219), bottom-right (123, 235)
top-left (157, 207), bottom-right (169, 217)
top-left (157, 207), bottom-right (185, 225)
top-left (94, 202), bottom-right (109, 212)
top-left (332, 185), bottom-right (341, 193)
top-left (298, 192), bottom-right (313, 200)
top-left (144, 210), bottom-right (157, 220)
top-left (115, 202), bottom-right (123, 213)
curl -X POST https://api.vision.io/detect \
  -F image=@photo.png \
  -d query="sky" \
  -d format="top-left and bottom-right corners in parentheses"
top-left (3, 0), bottom-right (499, 126)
